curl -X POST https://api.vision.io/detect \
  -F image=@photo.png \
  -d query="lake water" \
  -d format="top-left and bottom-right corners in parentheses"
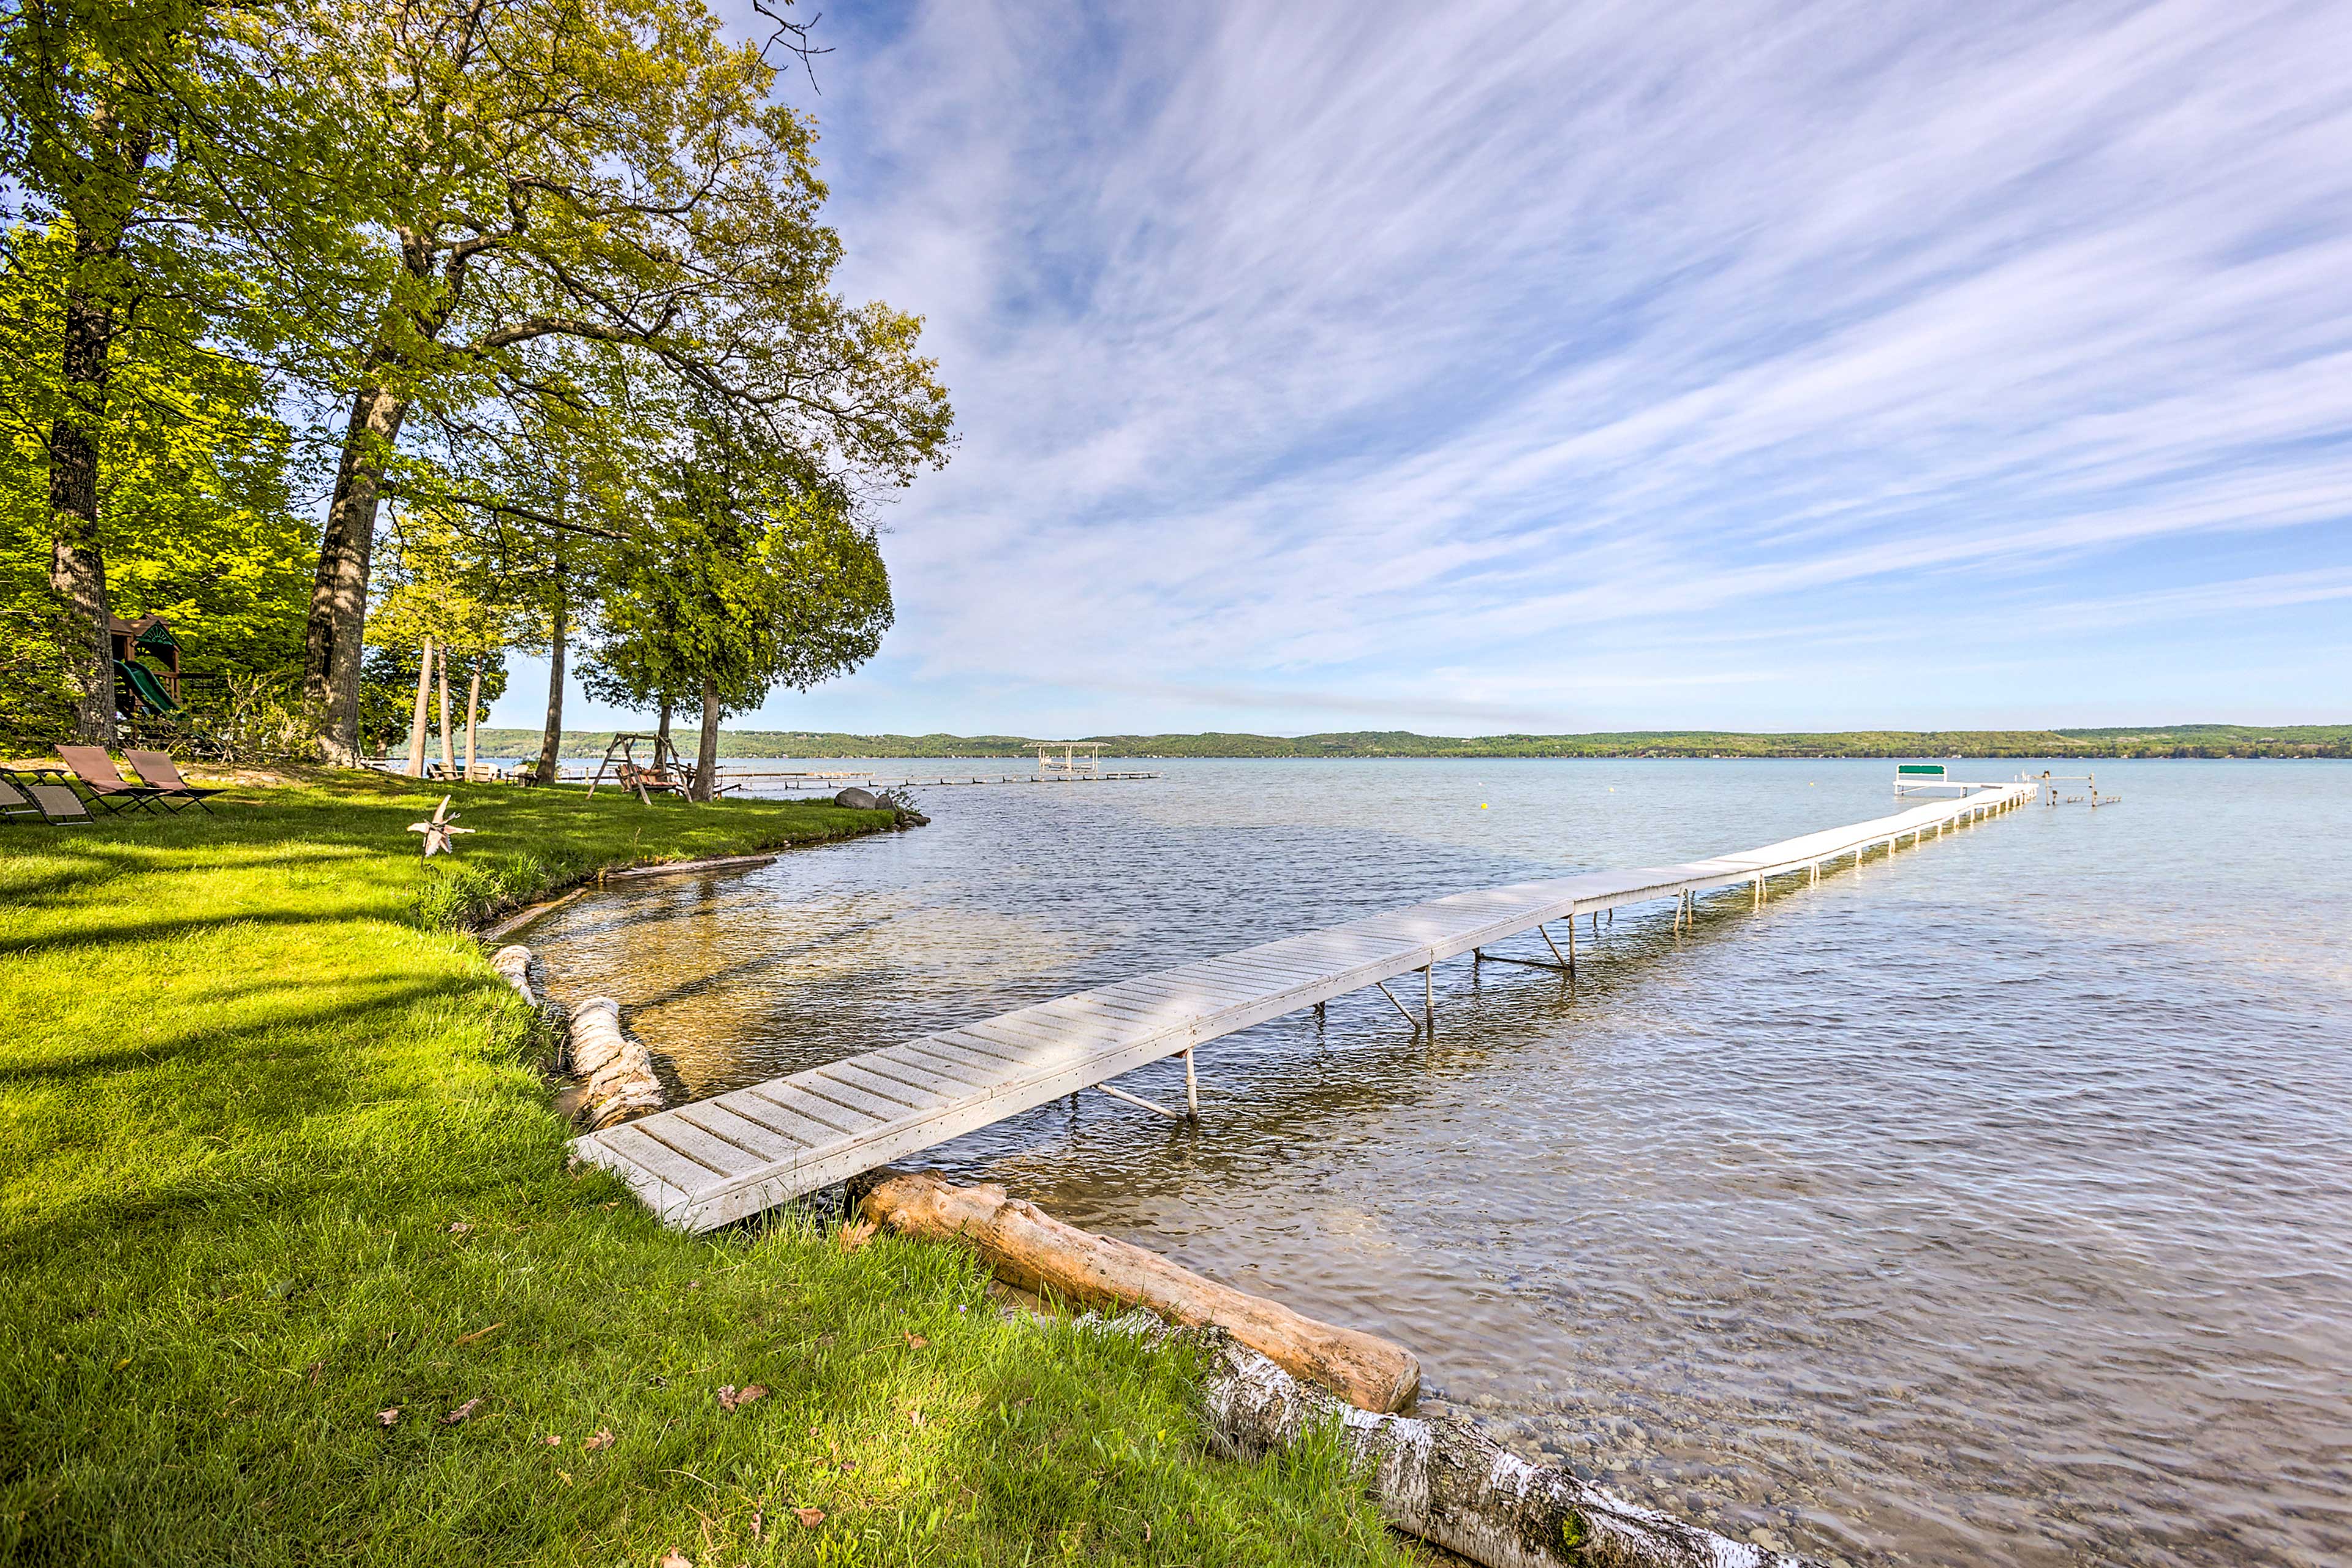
top-left (521, 758), bottom-right (2351, 1567)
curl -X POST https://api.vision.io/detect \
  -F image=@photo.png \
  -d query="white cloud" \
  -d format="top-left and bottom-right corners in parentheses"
top-left (502, 0), bottom-right (2352, 736)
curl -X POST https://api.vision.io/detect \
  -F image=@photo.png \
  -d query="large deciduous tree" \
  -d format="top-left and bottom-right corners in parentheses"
top-left (1, 0), bottom-right (348, 741)
top-left (586, 424), bottom-right (891, 801)
top-left (298, 0), bottom-right (950, 761)
top-left (0, 225), bottom-right (313, 744)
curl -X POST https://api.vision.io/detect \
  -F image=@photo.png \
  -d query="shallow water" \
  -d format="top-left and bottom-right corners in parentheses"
top-left (525, 758), bottom-right (2352, 1567)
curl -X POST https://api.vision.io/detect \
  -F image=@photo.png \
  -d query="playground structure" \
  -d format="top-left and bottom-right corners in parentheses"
top-left (108, 614), bottom-right (183, 719)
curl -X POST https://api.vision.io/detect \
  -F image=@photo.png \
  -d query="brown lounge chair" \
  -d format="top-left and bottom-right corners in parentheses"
top-left (53, 745), bottom-right (173, 814)
top-left (124, 750), bottom-right (225, 815)
top-left (0, 773), bottom-right (43, 823)
top-left (0, 771), bottom-right (92, 825)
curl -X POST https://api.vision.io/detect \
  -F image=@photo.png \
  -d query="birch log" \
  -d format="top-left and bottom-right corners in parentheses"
top-left (1145, 1316), bottom-right (1817, 1568)
top-left (860, 1170), bottom-right (1420, 1413)
top-left (568, 997), bottom-right (664, 1129)
top-left (488, 944), bottom-right (537, 1005)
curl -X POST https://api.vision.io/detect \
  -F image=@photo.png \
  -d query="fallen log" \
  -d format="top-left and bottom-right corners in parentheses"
top-left (478, 885), bottom-right (588, 940)
top-left (488, 944), bottom-right (538, 1005)
top-left (1133, 1315), bottom-right (1817, 1568)
top-left (859, 1169), bottom-right (1420, 1413)
top-left (607, 852), bottom-right (778, 880)
top-left (568, 997), bottom-right (664, 1129)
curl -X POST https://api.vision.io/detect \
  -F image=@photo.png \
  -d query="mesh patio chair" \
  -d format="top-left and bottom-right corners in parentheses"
top-left (0, 772), bottom-right (42, 823)
top-left (52, 745), bottom-right (170, 815)
top-left (3, 774), bottom-right (94, 825)
top-left (123, 750), bottom-right (225, 815)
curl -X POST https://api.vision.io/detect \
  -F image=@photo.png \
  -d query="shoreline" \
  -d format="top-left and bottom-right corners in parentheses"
top-left (0, 772), bottom-right (1435, 1567)
top-left (455, 726), bottom-right (2352, 762)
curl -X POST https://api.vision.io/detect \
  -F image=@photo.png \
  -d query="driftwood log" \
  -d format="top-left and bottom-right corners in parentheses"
top-left (1143, 1316), bottom-right (1816, 1568)
top-left (860, 1170), bottom-right (1420, 1412)
top-left (608, 853), bottom-right (778, 880)
top-left (488, 944), bottom-right (538, 1005)
top-left (568, 997), bottom-right (665, 1129)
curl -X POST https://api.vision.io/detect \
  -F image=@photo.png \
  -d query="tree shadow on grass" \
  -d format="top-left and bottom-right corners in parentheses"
top-left (0, 974), bottom-right (490, 1089)
top-left (0, 906), bottom-right (419, 960)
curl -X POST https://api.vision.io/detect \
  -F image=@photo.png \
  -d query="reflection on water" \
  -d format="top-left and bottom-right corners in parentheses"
top-left (526, 759), bottom-right (2352, 1567)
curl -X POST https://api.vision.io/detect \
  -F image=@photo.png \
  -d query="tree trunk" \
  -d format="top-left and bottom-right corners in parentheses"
top-left (404, 636), bottom-right (433, 775)
top-left (655, 695), bottom-right (673, 761)
top-left (861, 1172), bottom-right (1420, 1412)
top-left (42, 105), bottom-right (154, 748)
top-left (536, 569), bottom-right (567, 785)
top-left (437, 644), bottom-right (454, 777)
top-left (693, 671), bottom-right (720, 802)
top-left (303, 383), bottom-right (409, 762)
top-left (48, 253), bottom-right (122, 745)
top-left (465, 655), bottom-right (481, 777)
top-left (47, 420), bottom-right (114, 746)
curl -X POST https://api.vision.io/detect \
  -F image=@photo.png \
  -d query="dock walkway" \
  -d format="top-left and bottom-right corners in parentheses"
top-left (575, 778), bottom-right (2040, 1231)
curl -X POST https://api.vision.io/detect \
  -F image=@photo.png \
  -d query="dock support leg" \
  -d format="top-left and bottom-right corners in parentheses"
top-left (1423, 964), bottom-right (1434, 1028)
top-left (1375, 980), bottom-right (1419, 1030)
top-left (1184, 1047), bottom-right (1199, 1121)
top-left (1540, 922), bottom-right (1569, 967)
top-left (1096, 1081), bottom-right (1183, 1120)
top-left (1568, 919), bottom-right (1577, 971)
top-left (1314, 1000), bottom-right (1325, 1026)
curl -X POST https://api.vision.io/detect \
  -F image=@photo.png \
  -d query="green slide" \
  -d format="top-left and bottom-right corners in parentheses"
top-left (117, 659), bottom-right (183, 714)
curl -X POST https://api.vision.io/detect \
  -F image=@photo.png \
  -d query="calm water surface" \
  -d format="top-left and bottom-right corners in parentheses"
top-left (525, 759), bottom-right (2351, 1567)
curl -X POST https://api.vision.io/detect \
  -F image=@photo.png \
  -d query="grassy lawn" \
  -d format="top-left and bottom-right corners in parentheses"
top-left (0, 774), bottom-right (1406, 1566)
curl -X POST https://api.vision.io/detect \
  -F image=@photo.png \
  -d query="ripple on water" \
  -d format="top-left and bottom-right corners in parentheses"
top-left (524, 758), bottom-right (2352, 1567)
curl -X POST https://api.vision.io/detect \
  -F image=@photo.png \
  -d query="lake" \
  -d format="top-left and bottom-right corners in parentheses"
top-left (520, 757), bottom-right (2351, 1567)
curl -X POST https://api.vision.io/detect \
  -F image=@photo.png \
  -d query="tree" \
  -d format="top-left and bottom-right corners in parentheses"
top-left (0, 225), bottom-right (313, 745)
top-left (367, 503), bottom-right (526, 772)
top-left (586, 426), bottom-right (890, 801)
top-left (2, 0), bottom-right (352, 740)
top-left (295, 0), bottom-right (951, 761)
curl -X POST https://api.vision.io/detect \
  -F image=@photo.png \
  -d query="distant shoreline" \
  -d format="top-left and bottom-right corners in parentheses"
top-left (461, 723), bottom-right (2349, 763)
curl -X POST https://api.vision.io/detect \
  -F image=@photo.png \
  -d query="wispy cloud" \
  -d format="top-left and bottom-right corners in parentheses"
top-left (503, 0), bottom-right (2352, 736)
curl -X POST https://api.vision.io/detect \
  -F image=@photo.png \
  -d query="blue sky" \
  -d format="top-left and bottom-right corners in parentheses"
top-left (492, 0), bottom-right (2352, 736)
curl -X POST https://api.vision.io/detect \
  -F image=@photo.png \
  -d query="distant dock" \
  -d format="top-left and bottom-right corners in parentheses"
top-left (575, 777), bottom-right (2040, 1231)
top-left (710, 767), bottom-right (1159, 793)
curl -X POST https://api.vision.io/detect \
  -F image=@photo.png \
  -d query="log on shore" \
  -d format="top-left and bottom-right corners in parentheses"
top-left (488, 944), bottom-right (538, 1005)
top-left (859, 1169), bottom-right (1420, 1413)
top-left (1144, 1316), bottom-right (1818, 1568)
top-left (607, 853), bottom-right (778, 880)
top-left (479, 886), bottom-right (588, 940)
top-left (568, 997), bottom-right (664, 1129)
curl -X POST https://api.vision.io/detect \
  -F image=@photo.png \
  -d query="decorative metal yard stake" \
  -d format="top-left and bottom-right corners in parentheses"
top-left (408, 795), bottom-right (475, 858)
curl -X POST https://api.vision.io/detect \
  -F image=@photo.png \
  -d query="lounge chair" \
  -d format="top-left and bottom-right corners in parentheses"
top-left (1, 772), bottom-right (93, 825)
top-left (53, 745), bottom-right (172, 814)
top-left (0, 773), bottom-right (42, 822)
top-left (123, 750), bottom-right (225, 815)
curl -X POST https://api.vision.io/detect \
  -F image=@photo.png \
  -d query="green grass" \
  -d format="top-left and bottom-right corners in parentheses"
top-left (0, 776), bottom-right (1409, 1566)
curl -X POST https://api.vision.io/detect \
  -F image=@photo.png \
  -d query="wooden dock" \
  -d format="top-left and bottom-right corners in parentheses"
top-left (573, 778), bottom-right (2041, 1231)
top-left (712, 769), bottom-right (1161, 791)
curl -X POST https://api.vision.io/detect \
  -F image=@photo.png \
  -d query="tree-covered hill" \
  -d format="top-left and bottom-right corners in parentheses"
top-left (466, 723), bottom-right (2351, 761)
